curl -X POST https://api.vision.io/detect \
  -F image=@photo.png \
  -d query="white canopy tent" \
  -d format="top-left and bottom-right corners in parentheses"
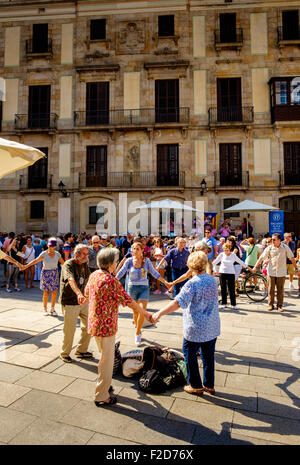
top-left (137, 198), bottom-right (201, 212)
top-left (223, 200), bottom-right (278, 236)
top-left (0, 137), bottom-right (45, 179)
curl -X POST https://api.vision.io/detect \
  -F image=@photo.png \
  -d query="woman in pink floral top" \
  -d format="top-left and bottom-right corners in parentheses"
top-left (85, 247), bottom-right (152, 407)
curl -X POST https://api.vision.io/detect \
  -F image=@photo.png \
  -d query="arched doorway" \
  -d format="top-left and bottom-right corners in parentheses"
top-left (279, 196), bottom-right (300, 237)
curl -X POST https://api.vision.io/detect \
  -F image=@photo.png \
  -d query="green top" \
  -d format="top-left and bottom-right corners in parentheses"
top-left (59, 258), bottom-right (90, 306)
top-left (243, 244), bottom-right (260, 266)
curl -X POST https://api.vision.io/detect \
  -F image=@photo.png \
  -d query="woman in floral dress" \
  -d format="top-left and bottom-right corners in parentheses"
top-left (85, 247), bottom-right (152, 407)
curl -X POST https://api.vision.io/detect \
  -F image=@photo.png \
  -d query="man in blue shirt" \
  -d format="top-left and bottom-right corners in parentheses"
top-left (202, 228), bottom-right (218, 274)
top-left (157, 237), bottom-right (190, 296)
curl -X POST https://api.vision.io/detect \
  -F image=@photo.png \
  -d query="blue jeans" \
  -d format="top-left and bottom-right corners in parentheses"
top-left (182, 338), bottom-right (217, 389)
top-left (172, 267), bottom-right (188, 296)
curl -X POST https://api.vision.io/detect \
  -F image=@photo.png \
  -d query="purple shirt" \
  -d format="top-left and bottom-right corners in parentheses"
top-left (164, 247), bottom-right (190, 269)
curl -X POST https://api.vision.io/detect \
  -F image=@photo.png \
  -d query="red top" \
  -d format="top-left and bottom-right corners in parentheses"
top-left (86, 270), bottom-right (133, 337)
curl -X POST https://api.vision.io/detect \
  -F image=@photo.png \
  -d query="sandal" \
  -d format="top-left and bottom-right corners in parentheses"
top-left (184, 385), bottom-right (204, 396)
top-left (95, 396), bottom-right (117, 407)
top-left (203, 386), bottom-right (216, 395)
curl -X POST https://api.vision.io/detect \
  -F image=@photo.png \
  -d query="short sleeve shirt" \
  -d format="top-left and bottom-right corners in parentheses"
top-left (86, 271), bottom-right (133, 337)
top-left (203, 237), bottom-right (218, 260)
top-left (175, 274), bottom-right (220, 343)
top-left (164, 248), bottom-right (190, 269)
top-left (243, 245), bottom-right (260, 266)
top-left (59, 259), bottom-right (90, 305)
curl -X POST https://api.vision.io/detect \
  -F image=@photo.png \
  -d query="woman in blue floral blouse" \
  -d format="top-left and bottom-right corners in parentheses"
top-left (152, 251), bottom-right (220, 396)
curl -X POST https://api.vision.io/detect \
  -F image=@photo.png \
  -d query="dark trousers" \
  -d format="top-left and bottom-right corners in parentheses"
top-left (182, 338), bottom-right (217, 389)
top-left (220, 273), bottom-right (236, 306)
top-left (172, 267), bottom-right (189, 296)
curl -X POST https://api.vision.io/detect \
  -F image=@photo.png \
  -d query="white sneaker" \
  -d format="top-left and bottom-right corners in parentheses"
top-left (231, 305), bottom-right (238, 310)
top-left (43, 309), bottom-right (49, 316)
top-left (135, 334), bottom-right (142, 346)
top-left (219, 304), bottom-right (227, 309)
top-left (289, 283), bottom-right (295, 290)
top-left (50, 309), bottom-right (58, 317)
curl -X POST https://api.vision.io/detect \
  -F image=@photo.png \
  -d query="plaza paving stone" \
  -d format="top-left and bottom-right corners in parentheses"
top-left (0, 280), bottom-right (299, 445)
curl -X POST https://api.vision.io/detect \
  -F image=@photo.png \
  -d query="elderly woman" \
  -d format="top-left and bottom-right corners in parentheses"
top-left (85, 247), bottom-right (153, 407)
top-left (152, 251), bottom-right (220, 395)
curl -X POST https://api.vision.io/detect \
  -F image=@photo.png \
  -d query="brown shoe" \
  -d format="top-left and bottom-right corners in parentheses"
top-left (203, 386), bottom-right (216, 395)
top-left (268, 306), bottom-right (274, 311)
top-left (184, 385), bottom-right (204, 396)
top-left (278, 307), bottom-right (284, 312)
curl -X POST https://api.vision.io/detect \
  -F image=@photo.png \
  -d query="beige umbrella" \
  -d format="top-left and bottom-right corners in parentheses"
top-left (0, 137), bottom-right (45, 179)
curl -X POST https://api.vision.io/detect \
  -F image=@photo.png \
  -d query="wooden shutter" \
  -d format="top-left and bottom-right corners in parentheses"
top-left (217, 78), bottom-right (242, 121)
top-left (33, 24), bottom-right (48, 53)
top-left (157, 144), bottom-right (179, 186)
top-left (86, 146), bottom-right (107, 187)
top-left (86, 82), bottom-right (109, 124)
top-left (28, 148), bottom-right (48, 188)
top-left (284, 142), bottom-right (300, 185)
top-left (219, 143), bottom-right (242, 186)
top-left (28, 85), bottom-right (50, 128)
top-left (155, 79), bottom-right (179, 122)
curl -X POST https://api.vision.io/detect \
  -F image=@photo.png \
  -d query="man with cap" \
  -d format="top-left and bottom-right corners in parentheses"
top-left (88, 235), bottom-right (101, 273)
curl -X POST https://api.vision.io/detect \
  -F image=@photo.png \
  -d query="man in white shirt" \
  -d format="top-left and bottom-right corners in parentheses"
top-left (253, 233), bottom-right (300, 312)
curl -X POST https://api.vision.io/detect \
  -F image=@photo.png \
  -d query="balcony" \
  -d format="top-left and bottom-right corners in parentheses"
top-left (279, 170), bottom-right (300, 189)
top-left (15, 113), bottom-right (58, 131)
top-left (78, 171), bottom-right (185, 190)
top-left (214, 171), bottom-right (249, 191)
top-left (208, 107), bottom-right (254, 127)
top-left (277, 26), bottom-right (300, 48)
top-left (214, 28), bottom-right (243, 54)
top-left (271, 105), bottom-right (300, 123)
top-left (19, 174), bottom-right (53, 192)
top-left (74, 108), bottom-right (190, 129)
top-left (25, 38), bottom-right (53, 59)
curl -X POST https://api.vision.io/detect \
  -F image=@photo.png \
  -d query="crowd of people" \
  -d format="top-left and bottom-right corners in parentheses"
top-left (1, 223), bottom-right (300, 407)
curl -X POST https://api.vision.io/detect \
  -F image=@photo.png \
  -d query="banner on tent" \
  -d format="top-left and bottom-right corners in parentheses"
top-left (269, 210), bottom-right (284, 238)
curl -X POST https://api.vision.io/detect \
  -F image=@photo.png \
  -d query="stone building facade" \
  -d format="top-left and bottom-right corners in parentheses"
top-left (0, 0), bottom-right (299, 236)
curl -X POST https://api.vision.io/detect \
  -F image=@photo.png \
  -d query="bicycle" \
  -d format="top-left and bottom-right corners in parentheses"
top-left (215, 269), bottom-right (268, 303)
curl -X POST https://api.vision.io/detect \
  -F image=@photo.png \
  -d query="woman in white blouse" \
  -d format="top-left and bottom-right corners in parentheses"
top-left (213, 242), bottom-right (252, 309)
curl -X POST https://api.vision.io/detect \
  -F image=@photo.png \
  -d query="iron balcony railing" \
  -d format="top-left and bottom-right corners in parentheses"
top-left (209, 106), bottom-right (254, 124)
top-left (25, 38), bottom-right (53, 55)
top-left (214, 171), bottom-right (249, 189)
top-left (214, 28), bottom-right (243, 45)
top-left (19, 174), bottom-right (53, 191)
top-left (74, 108), bottom-right (190, 127)
top-left (15, 113), bottom-right (58, 130)
top-left (278, 26), bottom-right (300, 42)
top-left (279, 170), bottom-right (300, 188)
top-left (79, 171), bottom-right (185, 189)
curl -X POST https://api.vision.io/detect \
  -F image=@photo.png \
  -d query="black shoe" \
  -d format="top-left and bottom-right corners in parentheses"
top-left (74, 351), bottom-right (93, 359)
top-left (60, 354), bottom-right (72, 363)
top-left (94, 396), bottom-right (117, 407)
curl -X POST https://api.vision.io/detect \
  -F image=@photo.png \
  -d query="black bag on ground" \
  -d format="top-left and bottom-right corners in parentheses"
top-left (138, 369), bottom-right (167, 394)
top-left (162, 363), bottom-right (186, 390)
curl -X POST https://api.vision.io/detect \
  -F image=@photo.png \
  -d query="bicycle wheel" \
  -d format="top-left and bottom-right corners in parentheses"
top-left (244, 273), bottom-right (268, 302)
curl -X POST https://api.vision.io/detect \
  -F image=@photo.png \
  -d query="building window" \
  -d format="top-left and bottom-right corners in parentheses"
top-left (28, 148), bottom-right (48, 188)
top-left (28, 85), bottom-right (51, 129)
top-left (86, 82), bottom-right (109, 125)
top-left (86, 146), bottom-right (107, 188)
top-left (271, 77), bottom-right (300, 106)
top-left (90, 19), bottom-right (106, 40)
top-left (89, 206), bottom-right (104, 225)
top-left (224, 198), bottom-right (240, 218)
top-left (157, 144), bottom-right (179, 186)
top-left (30, 200), bottom-right (44, 219)
top-left (158, 15), bottom-right (174, 37)
top-left (217, 78), bottom-right (242, 122)
top-left (32, 24), bottom-right (49, 53)
top-left (219, 13), bottom-right (237, 43)
top-left (155, 79), bottom-right (179, 123)
top-left (282, 10), bottom-right (299, 40)
top-left (283, 142), bottom-right (300, 185)
top-left (219, 143), bottom-right (242, 186)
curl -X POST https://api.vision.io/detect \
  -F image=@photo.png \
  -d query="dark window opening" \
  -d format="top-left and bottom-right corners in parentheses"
top-left (90, 19), bottom-right (106, 40)
top-left (157, 144), bottom-right (179, 186)
top-left (30, 200), bottom-right (44, 219)
top-left (283, 142), bottom-right (300, 185)
top-left (28, 85), bottom-right (51, 129)
top-left (220, 13), bottom-right (237, 43)
top-left (158, 15), bottom-right (174, 37)
top-left (217, 78), bottom-right (242, 122)
top-left (86, 146), bottom-right (107, 188)
top-left (219, 143), bottom-right (242, 186)
top-left (224, 198), bottom-right (240, 218)
top-left (155, 79), bottom-right (179, 123)
top-left (32, 24), bottom-right (49, 53)
top-left (28, 148), bottom-right (48, 188)
top-left (86, 82), bottom-right (109, 125)
top-left (89, 206), bottom-right (104, 225)
top-left (282, 10), bottom-right (299, 40)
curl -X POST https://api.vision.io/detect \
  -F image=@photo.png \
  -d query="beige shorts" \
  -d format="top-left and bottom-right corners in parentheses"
top-left (287, 264), bottom-right (295, 275)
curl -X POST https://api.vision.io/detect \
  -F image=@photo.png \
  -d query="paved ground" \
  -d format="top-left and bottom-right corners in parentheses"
top-left (0, 276), bottom-right (299, 445)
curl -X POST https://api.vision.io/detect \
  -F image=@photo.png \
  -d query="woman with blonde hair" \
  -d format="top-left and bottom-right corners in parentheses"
top-left (116, 240), bottom-right (170, 345)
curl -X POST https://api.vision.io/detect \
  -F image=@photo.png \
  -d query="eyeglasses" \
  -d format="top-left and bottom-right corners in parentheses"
top-left (204, 231), bottom-right (211, 234)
